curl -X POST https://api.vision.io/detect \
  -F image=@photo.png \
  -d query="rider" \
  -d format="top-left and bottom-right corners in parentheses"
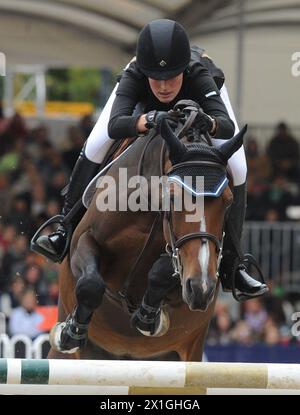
top-left (32, 19), bottom-right (267, 302)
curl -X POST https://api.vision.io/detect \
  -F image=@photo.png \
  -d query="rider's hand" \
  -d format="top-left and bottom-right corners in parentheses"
top-left (145, 110), bottom-right (182, 132)
top-left (194, 109), bottom-right (217, 136)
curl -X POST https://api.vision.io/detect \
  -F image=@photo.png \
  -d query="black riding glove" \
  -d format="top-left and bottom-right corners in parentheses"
top-left (145, 110), bottom-right (182, 132)
top-left (194, 109), bottom-right (216, 135)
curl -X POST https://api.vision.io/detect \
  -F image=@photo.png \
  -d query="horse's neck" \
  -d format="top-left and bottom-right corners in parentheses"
top-left (108, 133), bottom-right (164, 179)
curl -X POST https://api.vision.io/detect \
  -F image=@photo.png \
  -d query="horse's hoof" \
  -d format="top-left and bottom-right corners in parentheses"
top-left (137, 308), bottom-right (170, 337)
top-left (49, 322), bottom-right (79, 354)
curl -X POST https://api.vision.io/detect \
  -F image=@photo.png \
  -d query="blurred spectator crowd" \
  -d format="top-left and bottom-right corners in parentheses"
top-left (0, 103), bottom-right (92, 339)
top-left (1, 102), bottom-right (300, 346)
top-left (246, 122), bottom-right (300, 221)
top-left (207, 294), bottom-right (300, 347)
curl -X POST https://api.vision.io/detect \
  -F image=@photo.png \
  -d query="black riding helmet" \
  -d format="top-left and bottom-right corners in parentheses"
top-left (136, 19), bottom-right (191, 80)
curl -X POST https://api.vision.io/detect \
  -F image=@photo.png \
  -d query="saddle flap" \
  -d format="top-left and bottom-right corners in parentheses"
top-left (83, 138), bottom-right (136, 208)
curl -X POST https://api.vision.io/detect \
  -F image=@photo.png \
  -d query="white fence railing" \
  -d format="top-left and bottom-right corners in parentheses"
top-left (243, 221), bottom-right (300, 290)
top-left (0, 333), bottom-right (50, 358)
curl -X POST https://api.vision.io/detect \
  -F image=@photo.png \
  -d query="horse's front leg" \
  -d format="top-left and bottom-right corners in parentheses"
top-left (131, 253), bottom-right (180, 337)
top-left (50, 231), bottom-right (105, 354)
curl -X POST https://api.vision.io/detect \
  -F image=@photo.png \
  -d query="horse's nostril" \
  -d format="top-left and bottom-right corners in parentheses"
top-left (184, 276), bottom-right (217, 311)
top-left (185, 276), bottom-right (216, 300)
top-left (186, 278), bottom-right (193, 297)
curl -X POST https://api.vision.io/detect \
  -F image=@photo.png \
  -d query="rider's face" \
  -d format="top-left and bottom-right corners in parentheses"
top-left (148, 73), bottom-right (183, 103)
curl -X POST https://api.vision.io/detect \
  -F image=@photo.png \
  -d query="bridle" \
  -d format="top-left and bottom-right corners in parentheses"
top-left (163, 144), bottom-right (226, 280)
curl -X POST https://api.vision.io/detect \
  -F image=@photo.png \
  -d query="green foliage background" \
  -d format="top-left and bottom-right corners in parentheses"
top-left (47, 68), bottom-right (101, 103)
top-left (1, 67), bottom-right (116, 106)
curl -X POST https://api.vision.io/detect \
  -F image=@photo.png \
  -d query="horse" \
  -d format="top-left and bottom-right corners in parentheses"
top-left (48, 106), bottom-right (246, 362)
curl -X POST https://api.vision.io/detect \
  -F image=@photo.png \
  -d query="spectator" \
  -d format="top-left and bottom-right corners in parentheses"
top-left (0, 224), bottom-right (17, 256)
top-left (7, 113), bottom-right (28, 141)
top-left (26, 125), bottom-right (51, 160)
top-left (46, 169), bottom-right (68, 202)
top-left (262, 317), bottom-right (281, 345)
top-left (246, 136), bottom-right (271, 185)
top-left (8, 288), bottom-right (44, 339)
top-left (30, 180), bottom-right (47, 218)
top-left (230, 321), bottom-right (254, 345)
top-left (267, 122), bottom-right (300, 181)
top-left (21, 263), bottom-right (49, 305)
top-left (241, 299), bottom-right (268, 340)
top-left (207, 301), bottom-right (235, 345)
top-left (245, 136), bottom-right (260, 160)
top-left (264, 208), bottom-right (280, 222)
top-left (0, 274), bottom-right (25, 319)
top-left (5, 195), bottom-right (32, 235)
top-left (259, 176), bottom-right (295, 220)
top-left (0, 234), bottom-right (28, 290)
top-left (45, 199), bottom-right (61, 220)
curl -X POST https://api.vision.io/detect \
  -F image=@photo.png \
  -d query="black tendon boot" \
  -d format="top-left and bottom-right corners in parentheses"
top-left (51, 306), bottom-right (91, 354)
top-left (131, 254), bottom-right (178, 336)
top-left (31, 149), bottom-right (100, 262)
top-left (131, 297), bottom-right (162, 336)
top-left (219, 183), bottom-right (268, 301)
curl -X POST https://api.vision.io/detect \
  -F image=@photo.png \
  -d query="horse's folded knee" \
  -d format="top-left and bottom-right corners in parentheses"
top-left (149, 255), bottom-right (173, 281)
top-left (75, 276), bottom-right (105, 309)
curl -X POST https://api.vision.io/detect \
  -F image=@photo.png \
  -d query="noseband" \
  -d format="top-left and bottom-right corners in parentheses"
top-left (164, 206), bottom-right (223, 279)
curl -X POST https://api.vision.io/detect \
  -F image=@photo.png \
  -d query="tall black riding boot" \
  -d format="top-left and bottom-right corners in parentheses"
top-left (219, 183), bottom-right (268, 301)
top-left (31, 148), bottom-right (100, 262)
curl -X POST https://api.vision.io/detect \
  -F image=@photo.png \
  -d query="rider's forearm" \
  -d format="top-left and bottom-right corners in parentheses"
top-left (108, 114), bottom-right (141, 140)
top-left (108, 114), bottom-right (148, 139)
top-left (211, 114), bottom-right (235, 139)
top-left (108, 92), bottom-right (141, 140)
top-left (202, 96), bottom-right (235, 139)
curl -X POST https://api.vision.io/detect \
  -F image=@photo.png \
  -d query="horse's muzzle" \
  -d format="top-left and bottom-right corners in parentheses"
top-left (183, 276), bottom-right (217, 311)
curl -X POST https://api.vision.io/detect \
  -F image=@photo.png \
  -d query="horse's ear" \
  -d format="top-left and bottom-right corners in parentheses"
top-left (218, 124), bottom-right (247, 162)
top-left (160, 119), bottom-right (187, 164)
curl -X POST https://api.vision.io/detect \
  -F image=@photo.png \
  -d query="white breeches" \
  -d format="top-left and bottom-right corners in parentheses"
top-left (84, 83), bottom-right (118, 164)
top-left (84, 82), bottom-right (247, 186)
top-left (211, 84), bottom-right (247, 186)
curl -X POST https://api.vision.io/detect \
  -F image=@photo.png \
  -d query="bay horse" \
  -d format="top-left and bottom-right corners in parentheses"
top-left (48, 107), bottom-right (246, 362)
